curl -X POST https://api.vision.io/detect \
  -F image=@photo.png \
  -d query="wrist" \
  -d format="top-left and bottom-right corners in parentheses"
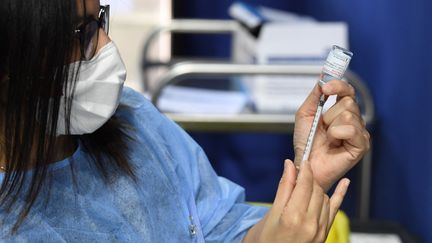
top-left (242, 214), bottom-right (268, 243)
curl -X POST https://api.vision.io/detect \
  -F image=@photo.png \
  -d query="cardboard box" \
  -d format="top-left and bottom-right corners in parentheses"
top-left (233, 22), bottom-right (349, 113)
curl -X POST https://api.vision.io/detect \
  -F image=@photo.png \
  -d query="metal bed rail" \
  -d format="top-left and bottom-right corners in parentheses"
top-left (151, 63), bottom-right (373, 123)
top-left (141, 20), bottom-right (240, 91)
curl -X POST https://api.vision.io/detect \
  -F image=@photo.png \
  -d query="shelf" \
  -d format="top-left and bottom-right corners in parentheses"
top-left (166, 113), bottom-right (296, 133)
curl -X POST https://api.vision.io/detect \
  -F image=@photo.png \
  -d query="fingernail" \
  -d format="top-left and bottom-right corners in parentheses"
top-left (345, 179), bottom-right (351, 188)
top-left (284, 160), bottom-right (289, 170)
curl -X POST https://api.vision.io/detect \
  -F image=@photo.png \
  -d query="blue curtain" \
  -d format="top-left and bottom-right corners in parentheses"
top-left (174, 0), bottom-right (432, 241)
top-left (298, 1), bottom-right (432, 241)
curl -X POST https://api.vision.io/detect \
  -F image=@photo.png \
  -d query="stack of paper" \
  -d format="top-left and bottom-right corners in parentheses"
top-left (158, 86), bottom-right (248, 114)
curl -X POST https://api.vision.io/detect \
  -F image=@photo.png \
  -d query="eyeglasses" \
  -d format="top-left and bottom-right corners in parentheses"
top-left (74, 5), bottom-right (110, 61)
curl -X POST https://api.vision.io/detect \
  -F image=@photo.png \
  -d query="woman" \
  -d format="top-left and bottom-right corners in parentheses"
top-left (0, 0), bottom-right (369, 242)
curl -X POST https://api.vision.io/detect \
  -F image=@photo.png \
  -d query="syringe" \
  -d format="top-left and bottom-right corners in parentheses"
top-left (301, 45), bottom-right (354, 162)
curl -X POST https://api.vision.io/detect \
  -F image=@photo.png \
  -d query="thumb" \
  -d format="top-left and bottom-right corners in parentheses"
top-left (297, 83), bottom-right (324, 117)
top-left (270, 160), bottom-right (297, 218)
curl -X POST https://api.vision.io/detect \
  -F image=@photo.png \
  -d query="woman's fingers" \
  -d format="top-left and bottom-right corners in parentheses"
top-left (321, 82), bottom-right (370, 155)
top-left (328, 178), bottom-right (350, 229)
top-left (323, 96), bottom-right (362, 127)
top-left (322, 80), bottom-right (356, 99)
top-left (327, 124), bottom-right (370, 158)
top-left (284, 161), bottom-right (314, 214)
top-left (315, 195), bottom-right (330, 243)
top-left (278, 162), bottom-right (319, 242)
top-left (297, 80), bottom-right (356, 119)
top-left (326, 108), bottom-right (370, 148)
top-left (304, 181), bottom-right (325, 242)
top-left (270, 160), bottom-right (297, 218)
top-left (273, 163), bottom-right (349, 243)
top-left (327, 110), bottom-right (365, 136)
top-left (307, 182), bottom-right (325, 218)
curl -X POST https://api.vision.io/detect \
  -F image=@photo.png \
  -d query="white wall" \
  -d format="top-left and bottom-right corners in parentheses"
top-left (101, 0), bottom-right (172, 92)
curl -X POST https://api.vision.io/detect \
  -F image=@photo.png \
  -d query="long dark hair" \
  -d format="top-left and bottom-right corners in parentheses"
top-left (0, 0), bottom-right (135, 232)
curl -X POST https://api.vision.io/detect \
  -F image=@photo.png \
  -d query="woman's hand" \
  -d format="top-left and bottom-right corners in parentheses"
top-left (294, 80), bottom-right (370, 191)
top-left (243, 160), bottom-right (350, 243)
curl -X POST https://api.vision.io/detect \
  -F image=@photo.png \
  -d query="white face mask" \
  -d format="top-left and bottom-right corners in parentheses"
top-left (57, 42), bottom-right (126, 135)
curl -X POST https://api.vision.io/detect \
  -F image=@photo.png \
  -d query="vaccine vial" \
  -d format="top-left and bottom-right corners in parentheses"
top-left (301, 45), bottom-right (354, 163)
top-left (319, 45), bottom-right (353, 87)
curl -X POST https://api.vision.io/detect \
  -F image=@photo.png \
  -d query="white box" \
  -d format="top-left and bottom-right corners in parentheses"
top-left (233, 22), bottom-right (349, 113)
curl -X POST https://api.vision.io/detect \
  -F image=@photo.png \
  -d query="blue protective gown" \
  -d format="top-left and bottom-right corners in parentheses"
top-left (0, 87), bottom-right (268, 242)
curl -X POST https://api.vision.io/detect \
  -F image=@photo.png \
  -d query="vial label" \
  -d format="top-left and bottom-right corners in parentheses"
top-left (322, 49), bottom-right (351, 79)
